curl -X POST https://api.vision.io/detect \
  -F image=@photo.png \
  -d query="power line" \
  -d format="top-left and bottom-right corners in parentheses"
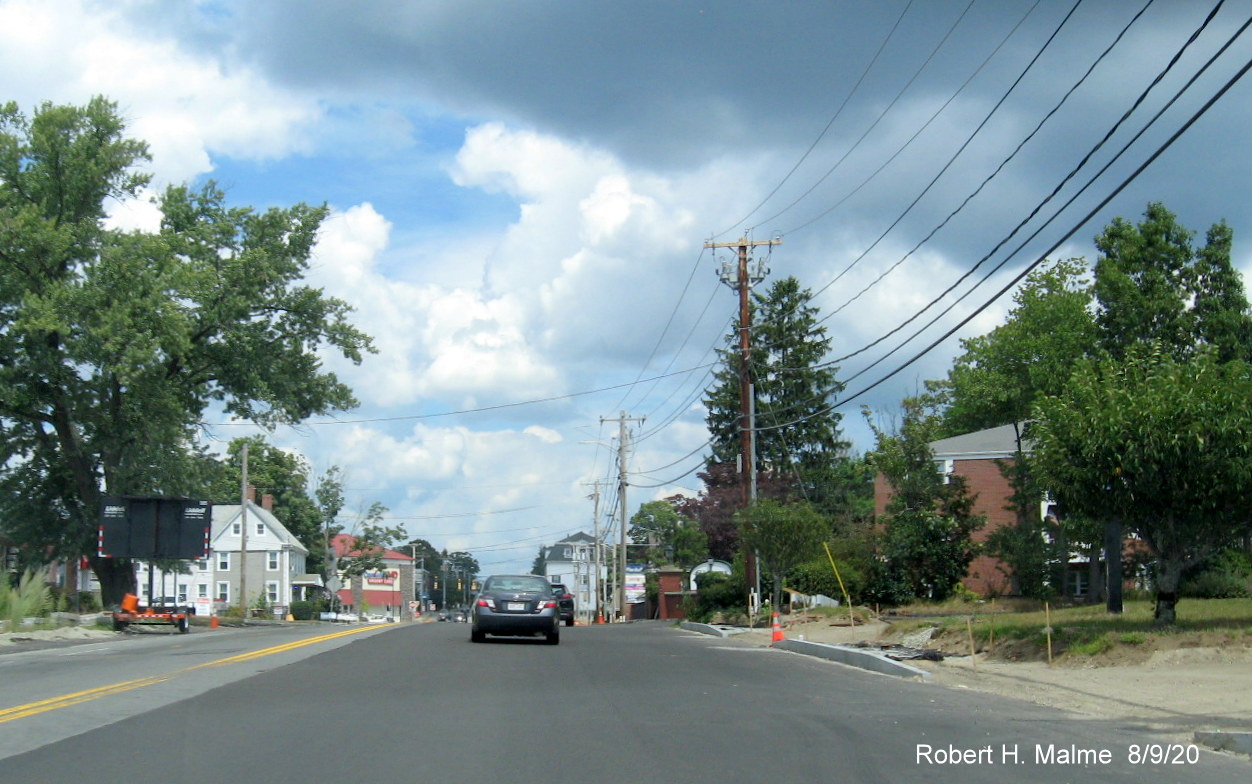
top-left (764, 43), bottom-right (1252, 429)
top-left (796, 0), bottom-right (1084, 301)
top-left (760, 0), bottom-right (998, 235)
top-left (714, 0), bottom-right (919, 238)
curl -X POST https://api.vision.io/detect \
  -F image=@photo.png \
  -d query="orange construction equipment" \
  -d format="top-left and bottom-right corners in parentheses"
top-left (771, 611), bottom-right (785, 644)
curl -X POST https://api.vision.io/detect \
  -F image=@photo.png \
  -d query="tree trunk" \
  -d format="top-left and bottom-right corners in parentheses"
top-left (90, 555), bottom-right (137, 608)
top-left (1086, 547), bottom-right (1103, 605)
top-left (1153, 555), bottom-right (1184, 625)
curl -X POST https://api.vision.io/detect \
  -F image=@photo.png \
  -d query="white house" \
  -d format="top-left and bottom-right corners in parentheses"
top-left (543, 532), bottom-right (604, 623)
top-left (134, 494), bottom-right (318, 618)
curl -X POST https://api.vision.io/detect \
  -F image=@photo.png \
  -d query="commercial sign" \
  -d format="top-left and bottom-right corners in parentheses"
top-left (625, 564), bottom-right (646, 604)
top-left (364, 569), bottom-right (399, 586)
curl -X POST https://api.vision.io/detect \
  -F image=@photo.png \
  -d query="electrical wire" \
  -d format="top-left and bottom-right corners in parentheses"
top-left (792, 0), bottom-right (1083, 303)
top-left (828, 0), bottom-right (1242, 379)
top-left (714, 0), bottom-right (918, 238)
top-left (761, 43), bottom-right (1252, 430)
top-left (756, 0), bottom-right (997, 235)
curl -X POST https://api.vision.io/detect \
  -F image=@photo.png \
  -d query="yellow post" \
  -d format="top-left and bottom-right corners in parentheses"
top-left (966, 615), bottom-right (978, 672)
top-left (1045, 602), bottom-right (1054, 666)
top-left (823, 543), bottom-right (856, 629)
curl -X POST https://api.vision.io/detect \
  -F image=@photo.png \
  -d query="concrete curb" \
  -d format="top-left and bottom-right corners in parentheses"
top-left (1194, 731), bottom-right (1252, 757)
top-left (773, 639), bottom-right (932, 680)
top-left (682, 623), bottom-right (930, 680)
top-left (680, 621), bottom-right (749, 638)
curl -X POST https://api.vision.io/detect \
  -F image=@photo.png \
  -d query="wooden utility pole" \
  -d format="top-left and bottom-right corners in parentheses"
top-left (239, 441), bottom-right (249, 623)
top-left (601, 412), bottom-right (645, 621)
top-left (705, 235), bottom-right (780, 594)
top-left (583, 479), bottom-right (611, 623)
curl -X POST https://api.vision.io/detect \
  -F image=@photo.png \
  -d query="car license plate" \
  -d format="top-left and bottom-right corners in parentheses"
top-left (507, 602), bottom-right (527, 611)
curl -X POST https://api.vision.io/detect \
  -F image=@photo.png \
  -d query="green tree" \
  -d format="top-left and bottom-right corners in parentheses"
top-left (0, 98), bottom-right (373, 605)
top-left (939, 259), bottom-right (1096, 437)
top-left (736, 498), bottom-right (828, 611)
top-left (442, 551), bottom-right (479, 607)
top-left (703, 278), bottom-right (856, 506)
top-left (530, 545), bottom-right (547, 577)
top-left (866, 396), bottom-right (983, 603)
top-left (1093, 202), bottom-right (1252, 364)
top-left (701, 276), bottom-right (869, 580)
top-left (629, 499), bottom-right (708, 568)
top-left (1033, 346), bottom-right (1252, 624)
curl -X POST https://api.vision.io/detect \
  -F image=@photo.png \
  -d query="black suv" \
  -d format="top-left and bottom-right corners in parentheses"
top-left (550, 583), bottom-right (575, 626)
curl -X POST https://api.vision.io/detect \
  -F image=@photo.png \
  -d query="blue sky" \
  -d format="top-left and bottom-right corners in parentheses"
top-left (4, 0), bottom-right (1252, 574)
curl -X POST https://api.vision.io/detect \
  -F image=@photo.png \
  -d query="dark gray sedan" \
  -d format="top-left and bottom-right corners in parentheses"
top-left (470, 574), bottom-right (560, 644)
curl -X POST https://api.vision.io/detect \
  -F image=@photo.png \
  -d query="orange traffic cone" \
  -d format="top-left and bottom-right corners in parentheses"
top-left (771, 611), bottom-right (785, 644)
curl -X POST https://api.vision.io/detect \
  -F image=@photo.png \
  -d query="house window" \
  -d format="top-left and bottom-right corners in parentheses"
top-left (267, 551), bottom-right (280, 570)
top-left (232, 521), bottom-right (241, 535)
top-left (217, 552), bottom-right (230, 571)
top-left (1068, 569), bottom-right (1090, 598)
top-left (266, 581), bottom-right (280, 603)
top-left (216, 582), bottom-right (230, 602)
top-left (196, 558), bottom-right (209, 572)
top-left (177, 586), bottom-right (188, 603)
top-left (256, 522), bottom-right (265, 537)
top-left (197, 584), bottom-right (208, 599)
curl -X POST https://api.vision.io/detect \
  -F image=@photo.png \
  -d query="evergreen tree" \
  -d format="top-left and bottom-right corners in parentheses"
top-left (702, 276), bottom-right (860, 519)
top-left (866, 396), bottom-right (983, 603)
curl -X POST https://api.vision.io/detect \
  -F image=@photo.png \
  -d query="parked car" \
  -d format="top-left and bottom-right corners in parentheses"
top-left (470, 574), bottom-right (559, 644)
top-left (550, 582), bottom-right (575, 626)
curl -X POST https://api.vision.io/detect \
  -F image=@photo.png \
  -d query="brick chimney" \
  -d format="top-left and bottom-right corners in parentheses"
top-left (261, 493), bottom-right (274, 511)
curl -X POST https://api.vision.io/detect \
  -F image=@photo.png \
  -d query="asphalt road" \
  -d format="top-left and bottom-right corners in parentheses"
top-left (0, 621), bottom-right (1245, 783)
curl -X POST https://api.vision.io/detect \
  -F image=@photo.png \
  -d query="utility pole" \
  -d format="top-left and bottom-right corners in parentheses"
top-left (583, 479), bottom-right (611, 623)
top-left (705, 235), bottom-right (779, 594)
top-left (601, 412), bottom-right (645, 621)
top-left (239, 441), bottom-right (249, 624)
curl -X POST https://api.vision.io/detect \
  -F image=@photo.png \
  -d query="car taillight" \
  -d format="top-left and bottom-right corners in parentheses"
top-left (540, 600), bottom-right (556, 610)
top-left (477, 598), bottom-right (495, 609)
top-left (561, 593), bottom-right (572, 600)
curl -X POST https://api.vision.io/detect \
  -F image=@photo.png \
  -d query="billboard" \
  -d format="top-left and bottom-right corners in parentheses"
top-left (98, 497), bottom-right (212, 560)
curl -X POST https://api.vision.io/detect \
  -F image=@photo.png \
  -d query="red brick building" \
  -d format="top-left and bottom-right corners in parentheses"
top-left (873, 423), bottom-right (1033, 596)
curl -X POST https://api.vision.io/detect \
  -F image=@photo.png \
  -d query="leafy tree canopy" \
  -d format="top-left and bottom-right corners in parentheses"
top-left (628, 499), bottom-right (708, 568)
top-left (736, 497), bottom-right (828, 610)
top-left (1033, 346), bottom-right (1252, 623)
top-left (0, 96), bottom-right (375, 604)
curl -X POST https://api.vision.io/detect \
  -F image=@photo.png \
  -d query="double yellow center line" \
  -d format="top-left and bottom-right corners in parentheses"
top-left (0, 624), bottom-right (383, 724)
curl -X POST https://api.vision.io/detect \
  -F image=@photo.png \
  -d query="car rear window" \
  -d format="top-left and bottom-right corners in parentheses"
top-left (485, 576), bottom-right (550, 593)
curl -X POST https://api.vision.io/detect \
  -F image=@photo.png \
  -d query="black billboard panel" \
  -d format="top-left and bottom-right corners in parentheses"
top-left (97, 497), bottom-right (212, 560)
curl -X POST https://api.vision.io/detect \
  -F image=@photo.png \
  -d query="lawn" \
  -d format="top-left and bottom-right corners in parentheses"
top-left (880, 597), bottom-right (1252, 663)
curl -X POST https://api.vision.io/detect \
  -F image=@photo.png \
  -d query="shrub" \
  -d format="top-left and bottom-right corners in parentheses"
top-left (1181, 550), bottom-right (1252, 599)
top-left (684, 572), bottom-right (746, 622)
top-left (290, 600), bottom-right (317, 621)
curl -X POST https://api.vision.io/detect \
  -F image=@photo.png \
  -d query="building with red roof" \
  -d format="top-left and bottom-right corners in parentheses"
top-left (330, 534), bottom-right (416, 620)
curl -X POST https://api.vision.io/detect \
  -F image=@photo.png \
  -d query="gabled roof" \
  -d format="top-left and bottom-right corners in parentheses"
top-left (331, 533), bottom-right (413, 562)
top-left (211, 501), bottom-right (308, 555)
top-left (930, 422), bottom-right (1031, 460)
top-left (555, 531), bottom-right (596, 545)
